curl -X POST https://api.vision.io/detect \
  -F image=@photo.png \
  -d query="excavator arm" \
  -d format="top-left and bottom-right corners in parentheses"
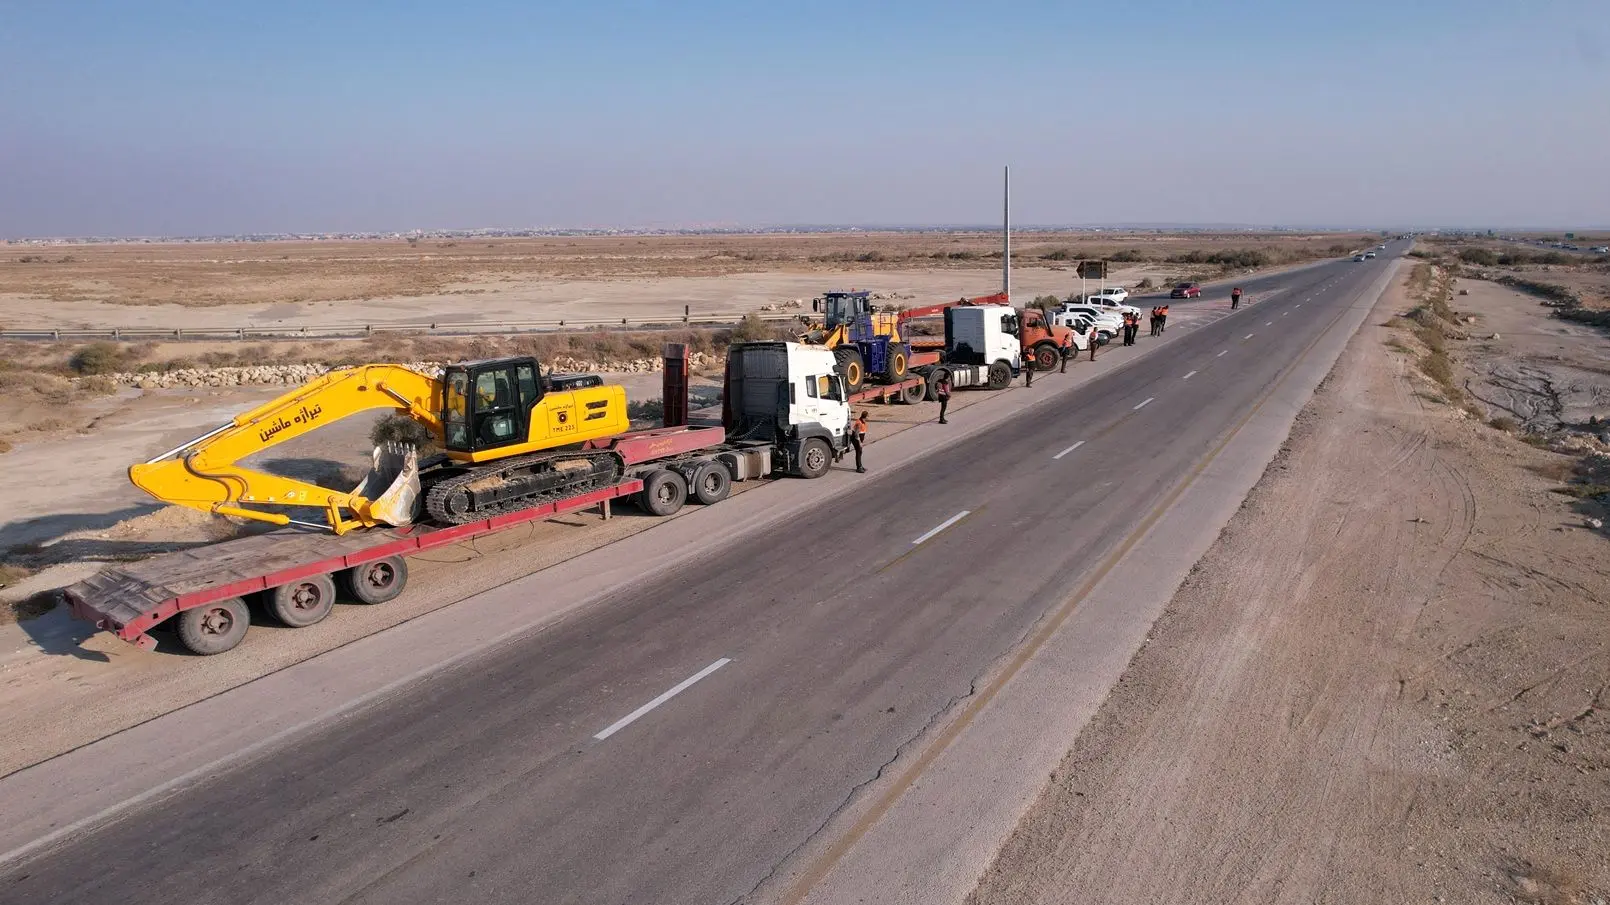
top-left (129, 364), bottom-right (445, 534)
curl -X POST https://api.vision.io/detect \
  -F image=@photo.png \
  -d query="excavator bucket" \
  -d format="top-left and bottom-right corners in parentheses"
top-left (353, 442), bottom-right (421, 527)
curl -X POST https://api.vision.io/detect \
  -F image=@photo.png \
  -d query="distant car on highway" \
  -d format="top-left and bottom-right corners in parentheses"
top-left (1364, 252), bottom-right (1377, 259)
top-left (1593, 246), bottom-right (1609, 254)
top-left (1353, 254), bottom-right (1367, 262)
top-left (1170, 282), bottom-right (1201, 299)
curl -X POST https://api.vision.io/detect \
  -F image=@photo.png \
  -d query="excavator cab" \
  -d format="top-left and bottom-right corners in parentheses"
top-left (441, 357), bottom-right (544, 453)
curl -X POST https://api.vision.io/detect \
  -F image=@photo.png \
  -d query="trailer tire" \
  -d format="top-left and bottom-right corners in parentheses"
top-left (834, 348), bottom-right (865, 393)
top-left (987, 360), bottom-right (1012, 390)
top-left (1033, 343), bottom-right (1060, 372)
top-left (688, 460), bottom-right (732, 505)
top-left (268, 573), bottom-right (337, 628)
top-left (899, 380), bottom-right (926, 405)
top-left (639, 468), bottom-right (688, 516)
top-left (341, 555), bottom-right (408, 605)
top-left (176, 597), bottom-right (250, 656)
top-left (796, 437), bottom-right (832, 479)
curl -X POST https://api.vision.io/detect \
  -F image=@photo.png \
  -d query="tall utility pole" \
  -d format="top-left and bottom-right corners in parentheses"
top-left (1002, 165), bottom-right (1011, 302)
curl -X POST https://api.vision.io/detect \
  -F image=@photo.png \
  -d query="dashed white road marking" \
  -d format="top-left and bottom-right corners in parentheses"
top-left (1282, 311), bottom-right (1288, 316)
top-left (1133, 397), bottom-right (1155, 411)
top-left (1217, 350), bottom-right (1228, 357)
top-left (1053, 440), bottom-right (1085, 460)
top-left (1182, 370), bottom-right (1197, 380)
top-left (912, 510), bottom-right (971, 545)
top-left (1244, 333), bottom-right (1255, 340)
top-left (1265, 321), bottom-right (1273, 326)
top-left (594, 658), bottom-right (733, 741)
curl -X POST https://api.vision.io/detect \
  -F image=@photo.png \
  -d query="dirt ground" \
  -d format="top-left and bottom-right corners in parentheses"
top-left (969, 270), bottom-right (1609, 904)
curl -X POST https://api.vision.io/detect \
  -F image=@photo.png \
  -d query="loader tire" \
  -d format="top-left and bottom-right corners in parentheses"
top-left (884, 346), bottom-right (909, 382)
top-left (176, 597), bottom-right (250, 656)
top-left (268, 573), bottom-right (336, 628)
top-left (834, 348), bottom-right (865, 393)
top-left (342, 556), bottom-right (408, 605)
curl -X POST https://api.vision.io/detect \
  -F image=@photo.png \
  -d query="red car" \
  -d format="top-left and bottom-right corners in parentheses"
top-left (1170, 282), bottom-right (1201, 299)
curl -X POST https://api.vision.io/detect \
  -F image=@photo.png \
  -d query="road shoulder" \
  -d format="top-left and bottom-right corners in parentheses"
top-left (967, 266), bottom-right (1610, 902)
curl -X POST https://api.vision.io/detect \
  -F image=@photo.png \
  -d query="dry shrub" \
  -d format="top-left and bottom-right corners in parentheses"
top-left (26, 416), bottom-right (71, 432)
top-left (2, 590), bottom-right (60, 624)
top-left (0, 438), bottom-right (12, 454)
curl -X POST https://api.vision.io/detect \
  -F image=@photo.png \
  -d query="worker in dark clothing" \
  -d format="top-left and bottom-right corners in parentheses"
top-left (1159, 304), bottom-right (1169, 333)
top-left (1060, 332), bottom-right (1071, 373)
top-left (935, 374), bottom-right (951, 424)
top-left (1149, 306), bottom-right (1161, 337)
top-left (850, 411), bottom-right (868, 473)
top-left (1122, 312), bottom-right (1137, 346)
top-left (1089, 333), bottom-right (1099, 360)
top-left (1231, 287), bottom-right (1242, 310)
top-left (1024, 355), bottom-right (1034, 387)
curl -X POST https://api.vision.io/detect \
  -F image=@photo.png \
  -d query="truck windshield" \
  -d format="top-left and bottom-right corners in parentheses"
top-left (443, 371), bottom-right (470, 449)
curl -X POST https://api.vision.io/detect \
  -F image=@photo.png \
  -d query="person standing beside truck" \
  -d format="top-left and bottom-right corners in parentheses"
top-left (1060, 330), bottom-right (1071, 373)
top-left (850, 410), bottom-right (869, 473)
top-left (935, 374), bottom-right (952, 424)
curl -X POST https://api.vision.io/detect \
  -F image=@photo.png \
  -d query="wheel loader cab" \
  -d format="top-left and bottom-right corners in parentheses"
top-left (440, 357), bottom-right (630, 461)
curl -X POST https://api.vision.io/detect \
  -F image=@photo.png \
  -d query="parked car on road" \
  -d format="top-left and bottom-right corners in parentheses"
top-left (1087, 296), bottom-right (1143, 318)
top-left (1090, 287), bottom-right (1130, 305)
top-left (1055, 305), bottom-right (1121, 342)
top-left (1353, 255), bottom-right (1367, 262)
top-left (1170, 282), bottom-right (1201, 299)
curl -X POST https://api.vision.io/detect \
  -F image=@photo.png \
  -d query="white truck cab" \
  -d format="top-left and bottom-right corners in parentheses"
top-left (724, 342), bottom-right (850, 477)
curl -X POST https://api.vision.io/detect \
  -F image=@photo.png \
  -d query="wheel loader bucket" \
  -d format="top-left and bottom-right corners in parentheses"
top-left (354, 442), bottom-right (421, 527)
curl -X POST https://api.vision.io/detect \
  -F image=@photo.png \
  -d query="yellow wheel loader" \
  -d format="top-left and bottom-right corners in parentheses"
top-left (129, 356), bottom-right (629, 534)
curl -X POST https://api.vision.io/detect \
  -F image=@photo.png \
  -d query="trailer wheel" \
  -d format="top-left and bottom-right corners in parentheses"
top-left (899, 380), bottom-right (926, 405)
top-left (639, 468), bottom-right (688, 516)
top-left (834, 348), bottom-right (865, 393)
top-left (177, 597), bottom-right (250, 655)
top-left (987, 360), bottom-right (1012, 390)
top-left (341, 555), bottom-right (408, 605)
top-left (268, 573), bottom-right (336, 628)
top-left (796, 438), bottom-right (832, 479)
top-left (1033, 343), bottom-right (1060, 372)
top-left (689, 461), bottom-right (732, 505)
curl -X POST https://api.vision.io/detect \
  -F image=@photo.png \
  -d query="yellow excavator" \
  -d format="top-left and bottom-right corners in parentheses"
top-left (130, 356), bottom-right (630, 534)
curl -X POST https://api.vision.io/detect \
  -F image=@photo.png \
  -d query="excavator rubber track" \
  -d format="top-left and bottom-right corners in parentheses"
top-left (422, 450), bottom-right (626, 525)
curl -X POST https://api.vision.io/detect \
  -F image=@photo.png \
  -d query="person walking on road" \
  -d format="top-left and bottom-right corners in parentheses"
top-left (935, 374), bottom-right (952, 424)
top-left (1024, 354), bottom-right (1034, 387)
top-left (1231, 287), bottom-right (1242, 310)
top-left (1159, 304), bottom-right (1169, 333)
top-left (850, 410), bottom-right (868, 473)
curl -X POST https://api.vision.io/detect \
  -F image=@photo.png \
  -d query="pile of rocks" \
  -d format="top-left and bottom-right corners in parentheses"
top-left (89, 349), bottom-right (717, 390)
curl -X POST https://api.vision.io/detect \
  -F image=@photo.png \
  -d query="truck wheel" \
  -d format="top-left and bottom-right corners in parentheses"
top-left (884, 347), bottom-right (909, 382)
top-left (834, 348), bottom-right (865, 393)
top-left (796, 438), bottom-right (832, 479)
top-left (689, 460), bottom-right (731, 505)
top-left (899, 380), bottom-right (926, 405)
top-left (639, 468), bottom-right (687, 516)
top-left (987, 361), bottom-right (1012, 390)
top-left (341, 555), bottom-right (408, 605)
top-left (268, 574), bottom-right (336, 628)
top-left (1034, 343), bottom-right (1060, 372)
top-left (176, 597), bottom-right (250, 655)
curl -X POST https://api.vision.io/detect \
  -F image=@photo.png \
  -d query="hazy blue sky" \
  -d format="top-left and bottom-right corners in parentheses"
top-left (2, 0), bottom-right (1606, 236)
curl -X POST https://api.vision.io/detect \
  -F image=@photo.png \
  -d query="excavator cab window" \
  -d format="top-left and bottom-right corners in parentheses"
top-left (443, 361), bottom-right (537, 453)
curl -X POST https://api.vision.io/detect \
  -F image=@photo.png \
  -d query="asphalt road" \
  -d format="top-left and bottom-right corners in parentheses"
top-left (5, 247), bottom-right (1405, 905)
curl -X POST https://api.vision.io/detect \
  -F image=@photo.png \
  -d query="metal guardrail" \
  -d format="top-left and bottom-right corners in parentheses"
top-left (0, 310), bottom-right (805, 341)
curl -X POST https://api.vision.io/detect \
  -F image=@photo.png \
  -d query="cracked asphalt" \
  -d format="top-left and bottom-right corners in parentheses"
top-left (3, 256), bottom-right (1396, 904)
